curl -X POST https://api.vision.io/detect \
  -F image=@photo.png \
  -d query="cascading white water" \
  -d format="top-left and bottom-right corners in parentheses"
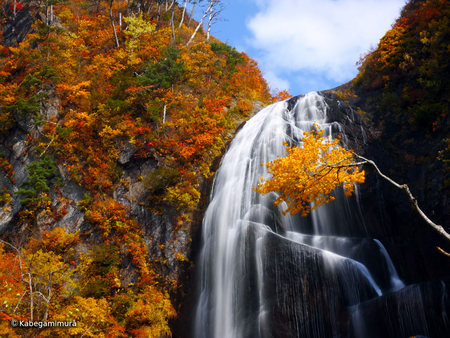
top-left (193, 92), bottom-right (428, 338)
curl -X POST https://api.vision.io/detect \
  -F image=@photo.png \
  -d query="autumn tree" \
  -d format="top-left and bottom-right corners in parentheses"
top-left (254, 125), bottom-right (450, 243)
top-left (254, 125), bottom-right (365, 216)
top-left (123, 12), bottom-right (155, 65)
top-left (0, 0), bottom-right (272, 335)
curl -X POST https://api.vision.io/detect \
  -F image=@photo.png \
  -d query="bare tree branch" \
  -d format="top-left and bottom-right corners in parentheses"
top-left (327, 152), bottom-right (450, 242)
top-left (312, 149), bottom-right (450, 243)
top-left (437, 247), bottom-right (450, 257)
top-left (186, 0), bottom-right (213, 45)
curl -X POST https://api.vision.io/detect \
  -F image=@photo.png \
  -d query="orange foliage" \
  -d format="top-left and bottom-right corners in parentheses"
top-left (255, 126), bottom-right (365, 216)
top-left (272, 89), bottom-right (293, 102)
top-left (0, 0), bottom-right (274, 335)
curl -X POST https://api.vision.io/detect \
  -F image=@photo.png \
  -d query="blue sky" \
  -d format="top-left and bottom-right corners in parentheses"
top-left (190, 0), bottom-right (406, 96)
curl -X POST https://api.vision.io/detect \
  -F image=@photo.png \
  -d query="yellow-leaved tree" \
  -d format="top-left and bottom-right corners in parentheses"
top-left (254, 125), bottom-right (365, 216)
top-left (254, 125), bottom-right (450, 245)
top-left (123, 12), bottom-right (155, 65)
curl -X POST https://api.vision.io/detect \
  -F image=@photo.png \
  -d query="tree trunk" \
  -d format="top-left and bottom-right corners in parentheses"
top-left (206, 0), bottom-right (214, 40)
top-left (188, 0), bottom-right (197, 27)
top-left (28, 272), bottom-right (33, 321)
top-left (163, 103), bottom-right (166, 124)
top-left (146, 0), bottom-right (154, 13)
top-left (110, 1), bottom-right (120, 48)
top-left (156, 2), bottom-right (161, 30)
top-left (179, 0), bottom-right (188, 28)
top-left (170, 1), bottom-right (176, 39)
top-left (187, 1), bottom-right (213, 45)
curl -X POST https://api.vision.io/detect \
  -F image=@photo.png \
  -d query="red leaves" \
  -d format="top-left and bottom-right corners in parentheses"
top-left (8, 3), bottom-right (23, 11)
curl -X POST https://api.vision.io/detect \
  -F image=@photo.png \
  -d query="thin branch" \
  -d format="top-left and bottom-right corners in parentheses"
top-left (32, 290), bottom-right (50, 304)
top-left (0, 239), bottom-right (24, 278)
top-left (40, 122), bottom-right (60, 158)
top-left (14, 290), bottom-right (28, 313)
top-left (350, 152), bottom-right (450, 242)
top-left (314, 152), bottom-right (450, 242)
top-left (437, 247), bottom-right (450, 257)
top-left (170, 1), bottom-right (176, 40)
top-left (187, 1), bottom-right (213, 45)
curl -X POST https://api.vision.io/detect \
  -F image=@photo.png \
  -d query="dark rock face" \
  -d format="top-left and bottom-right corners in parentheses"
top-left (318, 90), bottom-right (450, 284)
top-left (2, 5), bottom-right (34, 46)
top-left (229, 227), bottom-right (450, 338)
top-left (262, 230), bottom-right (376, 338)
top-left (349, 281), bottom-right (450, 338)
top-left (0, 112), bottom-right (192, 286)
top-left (246, 93), bottom-right (450, 337)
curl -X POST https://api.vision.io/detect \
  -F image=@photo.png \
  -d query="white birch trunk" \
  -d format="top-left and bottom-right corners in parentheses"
top-left (187, 1), bottom-right (213, 45)
top-left (163, 103), bottom-right (167, 124)
top-left (206, 0), bottom-right (215, 40)
top-left (179, 0), bottom-right (188, 28)
top-left (188, 0), bottom-right (197, 26)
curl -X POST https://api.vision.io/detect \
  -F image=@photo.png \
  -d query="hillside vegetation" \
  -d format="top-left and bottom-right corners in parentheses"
top-left (0, 1), bottom-right (275, 336)
top-left (333, 0), bottom-right (449, 228)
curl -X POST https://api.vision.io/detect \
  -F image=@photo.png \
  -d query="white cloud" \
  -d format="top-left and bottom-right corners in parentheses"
top-left (263, 70), bottom-right (291, 92)
top-left (246, 0), bottom-right (405, 92)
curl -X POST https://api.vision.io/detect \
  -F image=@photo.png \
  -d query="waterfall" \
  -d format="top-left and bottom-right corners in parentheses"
top-left (193, 92), bottom-right (448, 338)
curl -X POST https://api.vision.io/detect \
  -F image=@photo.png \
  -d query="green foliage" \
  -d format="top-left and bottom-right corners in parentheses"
top-left (17, 156), bottom-right (57, 208)
top-left (5, 95), bottom-right (41, 119)
top-left (18, 74), bottom-right (41, 93)
top-left (77, 193), bottom-right (93, 212)
top-left (18, 66), bottom-right (60, 95)
top-left (56, 126), bottom-right (73, 142)
top-left (139, 47), bottom-right (186, 88)
top-left (81, 244), bottom-right (121, 298)
top-left (110, 291), bottom-right (135, 324)
top-left (143, 167), bottom-right (181, 196)
top-left (145, 99), bottom-right (163, 122)
top-left (104, 69), bottom-right (136, 114)
top-left (355, 0), bottom-right (449, 131)
top-left (210, 41), bottom-right (244, 73)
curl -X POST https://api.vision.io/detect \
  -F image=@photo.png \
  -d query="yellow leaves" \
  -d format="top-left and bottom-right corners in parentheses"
top-left (0, 83), bottom-right (18, 104)
top-left (164, 182), bottom-right (201, 212)
top-left (254, 125), bottom-right (365, 216)
top-left (48, 296), bottom-right (123, 338)
top-left (125, 285), bottom-right (176, 338)
top-left (123, 13), bottom-right (155, 39)
top-left (99, 124), bottom-right (123, 140)
top-left (180, 43), bottom-right (221, 87)
top-left (57, 81), bottom-right (91, 103)
top-left (123, 13), bottom-right (155, 66)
